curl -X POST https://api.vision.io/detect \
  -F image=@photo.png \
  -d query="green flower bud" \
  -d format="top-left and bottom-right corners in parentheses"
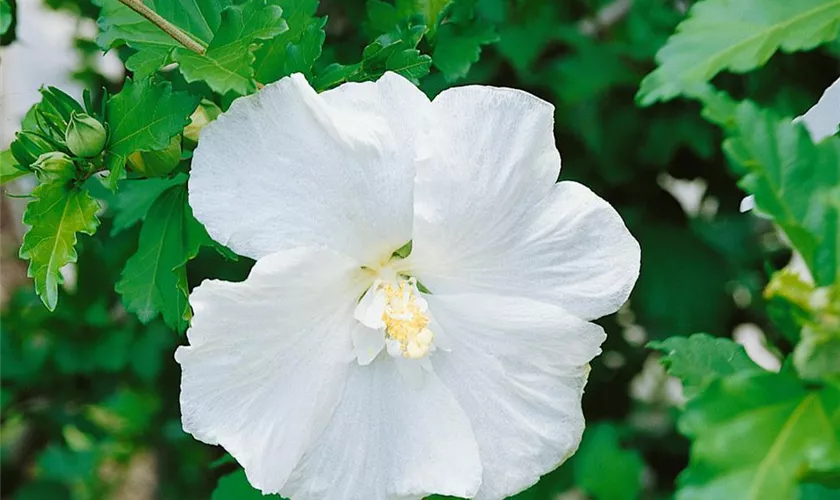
top-left (10, 131), bottom-right (54, 167)
top-left (128, 135), bottom-right (182, 177)
top-left (32, 152), bottom-right (76, 183)
top-left (65, 112), bottom-right (106, 158)
top-left (183, 100), bottom-right (221, 144)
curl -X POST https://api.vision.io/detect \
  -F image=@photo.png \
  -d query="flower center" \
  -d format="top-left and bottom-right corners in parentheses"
top-left (379, 279), bottom-right (435, 359)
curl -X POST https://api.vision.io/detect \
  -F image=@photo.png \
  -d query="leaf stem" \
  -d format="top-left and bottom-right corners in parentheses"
top-left (117, 0), bottom-right (207, 55)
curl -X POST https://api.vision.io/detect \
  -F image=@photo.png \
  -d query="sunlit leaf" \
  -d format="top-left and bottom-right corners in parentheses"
top-left (638, 0), bottom-right (840, 105)
top-left (19, 182), bottom-right (101, 311)
top-left (96, 0), bottom-right (287, 93)
top-left (677, 371), bottom-right (840, 500)
top-left (649, 333), bottom-right (763, 399)
top-left (174, 0), bottom-right (288, 94)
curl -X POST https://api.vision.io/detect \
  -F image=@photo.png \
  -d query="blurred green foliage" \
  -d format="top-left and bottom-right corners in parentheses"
top-left (2, 0), bottom-right (839, 499)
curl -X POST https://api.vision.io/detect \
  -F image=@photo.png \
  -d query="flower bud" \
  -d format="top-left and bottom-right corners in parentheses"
top-left (65, 112), bottom-right (106, 158)
top-left (33, 152), bottom-right (76, 183)
top-left (10, 131), bottom-right (54, 167)
top-left (184, 100), bottom-right (221, 144)
top-left (128, 135), bottom-right (182, 177)
top-left (40, 86), bottom-right (84, 128)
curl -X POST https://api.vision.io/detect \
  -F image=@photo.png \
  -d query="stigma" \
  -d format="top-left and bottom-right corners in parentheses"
top-left (355, 277), bottom-right (436, 359)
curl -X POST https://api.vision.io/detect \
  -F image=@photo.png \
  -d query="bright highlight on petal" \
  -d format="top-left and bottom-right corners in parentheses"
top-left (181, 71), bottom-right (641, 499)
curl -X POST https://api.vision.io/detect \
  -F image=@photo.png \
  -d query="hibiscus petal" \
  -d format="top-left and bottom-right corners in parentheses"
top-left (350, 323), bottom-right (385, 365)
top-left (420, 84), bottom-right (561, 208)
top-left (280, 359), bottom-right (482, 500)
top-left (795, 75), bottom-right (840, 142)
top-left (413, 181), bottom-right (640, 320)
top-left (190, 72), bottom-right (430, 264)
top-left (175, 247), bottom-right (369, 493)
top-left (411, 84), bottom-right (559, 280)
top-left (426, 293), bottom-right (606, 500)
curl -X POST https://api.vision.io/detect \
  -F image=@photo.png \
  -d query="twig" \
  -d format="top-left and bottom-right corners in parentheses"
top-left (118, 0), bottom-right (207, 55)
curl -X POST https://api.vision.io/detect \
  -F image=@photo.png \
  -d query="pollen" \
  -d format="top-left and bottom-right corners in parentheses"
top-left (380, 279), bottom-right (435, 359)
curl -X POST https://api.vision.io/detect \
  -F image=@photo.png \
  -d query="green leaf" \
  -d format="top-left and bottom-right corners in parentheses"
top-left (96, 0), bottom-right (287, 93)
top-left (110, 176), bottom-right (187, 236)
top-left (129, 323), bottom-right (172, 383)
top-left (19, 182), bottom-right (101, 311)
top-left (317, 19), bottom-right (431, 89)
top-left (676, 371), bottom-right (840, 500)
top-left (764, 271), bottom-right (840, 383)
top-left (795, 325), bottom-right (840, 384)
top-left (366, 0), bottom-right (452, 38)
top-left (212, 469), bottom-right (281, 499)
top-left (94, 0), bottom-right (188, 77)
top-left (1, 149), bottom-right (30, 184)
top-left (723, 102), bottom-right (840, 286)
top-left (107, 78), bottom-right (199, 157)
top-left (366, 0), bottom-right (403, 35)
top-left (414, 0), bottom-right (451, 36)
top-left (253, 0), bottom-right (326, 83)
top-left (637, 0), bottom-right (840, 105)
top-left (383, 48), bottom-right (432, 84)
top-left (115, 180), bottom-right (214, 332)
top-left (105, 77), bottom-right (198, 184)
top-left (94, 0), bottom-right (226, 75)
top-left (0, 0), bottom-right (11, 36)
top-left (494, 2), bottom-right (558, 74)
top-left (432, 19), bottom-right (498, 82)
top-left (87, 389), bottom-right (160, 438)
top-left (574, 423), bottom-right (645, 500)
top-left (547, 29), bottom-right (636, 105)
top-left (281, 17), bottom-right (327, 78)
top-left (174, 1), bottom-right (288, 95)
top-left (649, 333), bottom-right (763, 399)
top-left (36, 445), bottom-right (97, 483)
top-left (798, 483), bottom-right (840, 499)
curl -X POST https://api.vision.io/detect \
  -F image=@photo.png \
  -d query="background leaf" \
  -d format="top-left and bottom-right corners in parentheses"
top-left (432, 16), bottom-right (498, 82)
top-left (575, 424), bottom-right (645, 500)
top-left (211, 469), bottom-right (280, 499)
top-left (253, 0), bottom-right (326, 82)
top-left (0, 0), bottom-right (11, 36)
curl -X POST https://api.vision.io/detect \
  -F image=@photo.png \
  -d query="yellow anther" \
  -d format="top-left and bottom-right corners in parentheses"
top-left (380, 279), bottom-right (434, 358)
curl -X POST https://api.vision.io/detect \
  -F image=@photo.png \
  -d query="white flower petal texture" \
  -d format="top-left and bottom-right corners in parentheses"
top-left (179, 72), bottom-right (641, 499)
top-left (189, 73), bottom-right (428, 265)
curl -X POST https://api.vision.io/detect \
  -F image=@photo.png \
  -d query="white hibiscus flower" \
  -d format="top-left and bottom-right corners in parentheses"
top-left (176, 72), bottom-right (640, 500)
